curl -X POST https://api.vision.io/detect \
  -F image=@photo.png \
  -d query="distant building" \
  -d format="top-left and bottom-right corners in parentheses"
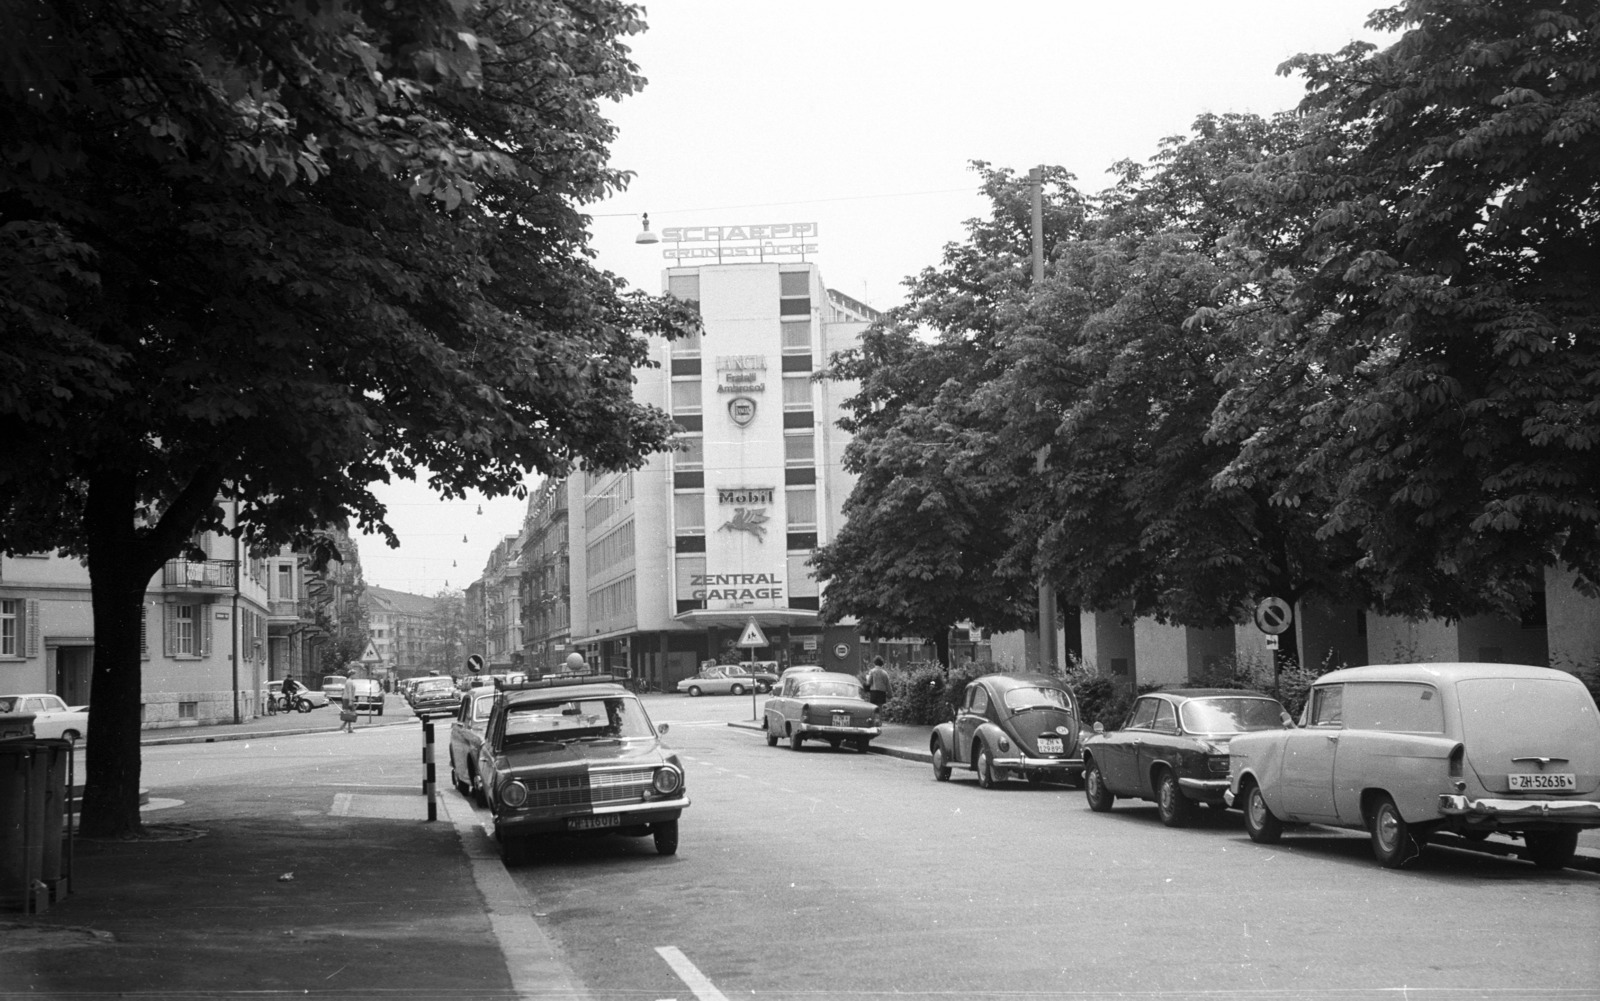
top-left (363, 585), bottom-right (436, 680)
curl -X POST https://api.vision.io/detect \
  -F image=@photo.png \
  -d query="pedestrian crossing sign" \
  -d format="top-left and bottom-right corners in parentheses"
top-left (737, 619), bottom-right (768, 649)
top-left (359, 641), bottom-right (383, 664)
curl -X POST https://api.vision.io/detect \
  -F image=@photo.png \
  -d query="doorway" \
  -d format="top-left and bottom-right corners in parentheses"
top-left (54, 645), bottom-right (93, 704)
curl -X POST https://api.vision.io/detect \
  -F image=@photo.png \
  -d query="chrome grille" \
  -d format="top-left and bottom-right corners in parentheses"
top-left (524, 768), bottom-right (654, 809)
top-left (590, 768), bottom-right (655, 805)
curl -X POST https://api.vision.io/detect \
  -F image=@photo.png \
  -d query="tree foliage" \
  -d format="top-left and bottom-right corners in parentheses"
top-left (0, 0), bottom-right (696, 836)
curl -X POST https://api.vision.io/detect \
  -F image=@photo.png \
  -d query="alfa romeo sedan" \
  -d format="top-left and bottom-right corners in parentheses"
top-left (763, 671), bottom-right (880, 752)
top-left (1081, 689), bottom-right (1290, 826)
top-left (448, 688), bottom-right (497, 806)
top-left (1227, 662), bottom-right (1600, 870)
top-left (479, 674), bottom-right (689, 863)
top-left (930, 674), bottom-right (1085, 787)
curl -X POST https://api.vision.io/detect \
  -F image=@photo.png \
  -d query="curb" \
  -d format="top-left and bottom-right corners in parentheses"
top-left (727, 718), bottom-right (931, 763)
top-left (140, 716), bottom-right (416, 746)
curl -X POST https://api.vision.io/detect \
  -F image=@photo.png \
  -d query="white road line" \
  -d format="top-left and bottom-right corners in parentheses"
top-left (655, 946), bottom-right (729, 1001)
top-left (329, 792), bottom-right (351, 816)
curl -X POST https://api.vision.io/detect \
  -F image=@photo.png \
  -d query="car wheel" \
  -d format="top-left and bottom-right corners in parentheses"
top-left (1243, 783), bottom-right (1283, 844)
top-left (1522, 829), bottom-right (1578, 870)
top-left (765, 724), bottom-right (779, 747)
top-left (853, 738), bottom-right (871, 753)
top-left (789, 727), bottom-right (803, 751)
top-left (1461, 829), bottom-right (1491, 843)
top-left (1083, 759), bottom-right (1114, 812)
top-left (653, 819), bottom-right (680, 856)
top-left (450, 762), bottom-right (466, 794)
top-left (297, 699), bottom-right (313, 713)
top-left (730, 684), bottom-right (745, 696)
top-left (1156, 769), bottom-right (1193, 828)
top-left (976, 746), bottom-right (997, 789)
top-left (1026, 771), bottom-right (1044, 787)
top-left (470, 768), bottom-right (487, 808)
top-left (931, 740), bottom-right (952, 781)
top-left (687, 686), bottom-right (703, 698)
top-left (61, 729), bottom-right (82, 742)
top-left (1370, 794), bottom-right (1424, 868)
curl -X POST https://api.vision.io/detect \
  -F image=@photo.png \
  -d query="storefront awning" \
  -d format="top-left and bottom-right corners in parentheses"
top-left (671, 608), bottom-right (822, 630)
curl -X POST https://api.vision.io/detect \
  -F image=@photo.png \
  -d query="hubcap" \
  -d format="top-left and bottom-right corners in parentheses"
top-left (1249, 790), bottom-right (1266, 827)
top-left (1377, 808), bottom-right (1400, 851)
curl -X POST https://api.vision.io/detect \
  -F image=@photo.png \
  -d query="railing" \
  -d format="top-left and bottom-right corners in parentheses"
top-left (160, 559), bottom-right (238, 590)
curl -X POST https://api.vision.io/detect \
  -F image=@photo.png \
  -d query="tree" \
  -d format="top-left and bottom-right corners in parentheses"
top-left (1219, 0), bottom-right (1600, 618)
top-left (0, 0), bottom-right (697, 836)
top-left (424, 589), bottom-right (468, 674)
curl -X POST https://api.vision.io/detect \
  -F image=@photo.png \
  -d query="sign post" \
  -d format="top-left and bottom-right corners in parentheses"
top-left (1253, 597), bottom-right (1294, 681)
top-left (737, 618), bottom-right (769, 721)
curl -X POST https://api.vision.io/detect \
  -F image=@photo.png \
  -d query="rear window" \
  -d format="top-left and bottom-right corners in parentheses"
top-left (1343, 682), bottom-right (1444, 733)
top-left (1457, 678), bottom-right (1600, 743)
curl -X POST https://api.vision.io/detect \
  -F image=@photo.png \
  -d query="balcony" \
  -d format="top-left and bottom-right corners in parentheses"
top-left (160, 559), bottom-right (238, 592)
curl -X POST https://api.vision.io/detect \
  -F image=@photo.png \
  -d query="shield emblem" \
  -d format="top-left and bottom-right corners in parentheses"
top-left (728, 396), bottom-right (757, 428)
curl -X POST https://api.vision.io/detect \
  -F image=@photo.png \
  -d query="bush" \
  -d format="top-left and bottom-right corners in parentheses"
top-left (880, 661), bottom-right (985, 726)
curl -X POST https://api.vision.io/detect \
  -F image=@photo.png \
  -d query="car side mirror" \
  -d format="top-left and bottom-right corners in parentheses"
top-left (1280, 711), bottom-right (1295, 728)
top-left (657, 723), bottom-right (670, 735)
top-left (1092, 721), bottom-right (1105, 735)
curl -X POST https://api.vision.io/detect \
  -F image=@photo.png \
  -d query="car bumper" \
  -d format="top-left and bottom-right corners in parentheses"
top-left (1179, 777), bottom-right (1231, 798)
top-left (496, 795), bottom-right (691, 836)
top-left (1437, 794), bottom-right (1600, 823)
top-left (992, 754), bottom-right (1083, 772)
top-left (798, 724), bottom-right (882, 739)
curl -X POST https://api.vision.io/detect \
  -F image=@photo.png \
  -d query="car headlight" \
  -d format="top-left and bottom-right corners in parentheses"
top-left (653, 767), bottom-right (682, 795)
top-left (1207, 755), bottom-right (1230, 775)
top-left (500, 780), bottom-right (528, 807)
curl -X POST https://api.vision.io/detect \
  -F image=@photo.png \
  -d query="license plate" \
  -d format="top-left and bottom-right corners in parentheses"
top-left (1036, 737), bottom-right (1062, 754)
top-left (1509, 773), bottom-right (1576, 791)
top-left (567, 814), bottom-right (621, 831)
top-left (832, 714), bottom-right (851, 726)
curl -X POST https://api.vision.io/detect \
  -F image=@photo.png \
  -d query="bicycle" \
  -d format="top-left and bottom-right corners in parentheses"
top-left (267, 691), bottom-right (314, 714)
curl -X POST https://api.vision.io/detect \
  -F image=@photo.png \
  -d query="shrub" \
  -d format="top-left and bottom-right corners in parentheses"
top-left (880, 661), bottom-right (985, 726)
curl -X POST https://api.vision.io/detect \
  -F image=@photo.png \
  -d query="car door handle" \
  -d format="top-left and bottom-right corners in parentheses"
top-left (1324, 734), bottom-right (1339, 743)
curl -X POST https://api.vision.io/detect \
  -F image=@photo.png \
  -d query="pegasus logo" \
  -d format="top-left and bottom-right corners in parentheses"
top-left (718, 507), bottom-right (769, 543)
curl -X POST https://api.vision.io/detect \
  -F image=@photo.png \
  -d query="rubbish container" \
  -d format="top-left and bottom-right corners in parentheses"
top-left (0, 738), bottom-right (71, 912)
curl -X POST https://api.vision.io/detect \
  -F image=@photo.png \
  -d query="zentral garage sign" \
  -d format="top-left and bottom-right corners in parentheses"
top-left (661, 222), bottom-right (818, 260)
top-left (689, 573), bottom-right (784, 600)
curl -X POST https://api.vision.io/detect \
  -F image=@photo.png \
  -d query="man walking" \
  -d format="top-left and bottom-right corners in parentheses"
top-left (864, 657), bottom-right (892, 708)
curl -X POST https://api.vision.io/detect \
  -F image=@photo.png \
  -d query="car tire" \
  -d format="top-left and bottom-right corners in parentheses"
top-left (653, 819), bottom-right (680, 856)
top-left (976, 745), bottom-right (997, 789)
top-left (1243, 783), bottom-right (1283, 844)
top-left (1369, 794), bottom-right (1425, 868)
top-left (296, 699), bottom-right (313, 714)
top-left (1156, 769), bottom-right (1193, 828)
top-left (789, 728), bottom-right (803, 751)
top-left (1522, 829), bottom-right (1578, 870)
top-left (1084, 759), bottom-right (1114, 812)
top-left (450, 763), bottom-right (466, 794)
top-left (765, 724), bottom-right (779, 747)
top-left (931, 740), bottom-right (952, 781)
top-left (497, 826), bottom-right (530, 865)
top-left (687, 686), bottom-right (702, 698)
top-left (730, 684), bottom-right (745, 696)
top-left (471, 768), bottom-right (487, 808)
top-left (61, 729), bottom-right (82, 743)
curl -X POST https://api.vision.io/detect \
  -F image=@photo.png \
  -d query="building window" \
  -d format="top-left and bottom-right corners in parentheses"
top-left (674, 435), bottom-right (703, 471)
top-left (779, 271), bottom-right (810, 317)
top-left (166, 603), bottom-right (210, 658)
top-left (671, 378), bottom-right (702, 414)
top-left (178, 701), bottom-right (198, 720)
top-left (176, 604), bottom-right (196, 655)
top-left (276, 564), bottom-right (293, 600)
top-left (784, 433), bottom-right (814, 467)
top-left (676, 555), bottom-right (706, 613)
top-left (781, 353), bottom-right (812, 373)
top-left (668, 273), bottom-right (700, 303)
top-left (783, 375), bottom-right (811, 410)
top-left (786, 489), bottom-right (816, 529)
top-left (0, 599), bottom-right (17, 657)
top-left (781, 321), bottom-right (810, 352)
top-left (675, 492), bottom-right (705, 533)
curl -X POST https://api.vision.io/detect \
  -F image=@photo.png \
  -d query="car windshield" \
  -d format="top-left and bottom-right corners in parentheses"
top-left (1179, 697), bottom-right (1285, 734)
top-left (0, 697), bottom-right (16, 712)
top-left (795, 680), bottom-right (862, 699)
top-left (505, 696), bottom-right (653, 743)
top-left (414, 680), bottom-right (453, 694)
top-left (1003, 687), bottom-right (1070, 713)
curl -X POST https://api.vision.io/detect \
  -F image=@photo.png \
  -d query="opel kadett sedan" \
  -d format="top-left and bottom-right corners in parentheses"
top-left (479, 674), bottom-right (689, 863)
top-left (1082, 688), bottom-right (1290, 826)
top-left (1227, 663), bottom-right (1600, 870)
top-left (930, 674), bottom-right (1085, 787)
top-left (763, 671), bottom-right (881, 752)
top-left (448, 689), bottom-right (497, 806)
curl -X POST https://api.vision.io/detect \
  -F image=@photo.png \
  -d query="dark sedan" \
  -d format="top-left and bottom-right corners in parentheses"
top-left (1082, 688), bottom-right (1290, 827)
top-left (930, 674), bottom-right (1085, 787)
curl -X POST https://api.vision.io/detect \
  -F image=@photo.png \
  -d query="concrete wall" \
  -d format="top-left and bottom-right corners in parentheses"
top-left (1365, 615), bottom-right (1461, 664)
top-left (1133, 620), bottom-right (1189, 688)
top-left (1297, 600), bottom-right (1368, 671)
top-left (1547, 564), bottom-right (1600, 671)
top-left (1080, 610), bottom-right (1136, 688)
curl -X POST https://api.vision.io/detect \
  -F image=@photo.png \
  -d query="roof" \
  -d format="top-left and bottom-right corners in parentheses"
top-left (364, 586), bottom-right (437, 618)
top-left (971, 673), bottom-right (1069, 692)
top-left (1141, 688), bottom-right (1279, 701)
top-left (1317, 662), bottom-right (1579, 686)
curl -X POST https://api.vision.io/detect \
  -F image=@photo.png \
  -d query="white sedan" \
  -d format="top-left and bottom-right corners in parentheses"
top-left (0, 693), bottom-right (90, 741)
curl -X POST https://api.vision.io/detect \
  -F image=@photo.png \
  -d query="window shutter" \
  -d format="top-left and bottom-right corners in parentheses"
top-left (140, 605), bottom-right (149, 659)
top-left (164, 604), bottom-right (177, 657)
top-left (26, 600), bottom-right (39, 658)
top-left (201, 606), bottom-right (213, 657)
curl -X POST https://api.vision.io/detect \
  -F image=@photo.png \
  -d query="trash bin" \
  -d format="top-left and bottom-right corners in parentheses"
top-left (0, 738), bottom-right (71, 912)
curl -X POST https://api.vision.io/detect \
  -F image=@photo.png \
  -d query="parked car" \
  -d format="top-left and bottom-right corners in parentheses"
top-left (1081, 689), bottom-right (1290, 826)
top-left (676, 664), bottom-right (757, 697)
top-left (930, 674), bottom-right (1086, 787)
top-left (1227, 662), bottom-right (1600, 870)
top-left (408, 675), bottom-right (461, 720)
top-left (763, 671), bottom-right (880, 752)
top-left (0, 693), bottom-right (89, 741)
top-left (778, 664), bottom-right (825, 684)
top-left (478, 674), bottom-right (688, 863)
top-left (321, 675), bottom-right (349, 702)
top-left (263, 680), bottom-right (330, 712)
top-left (343, 678), bottom-right (385, 714)
top-left (738, 661), bottom-right (781, 691)
top-left (449, 689), bottom-right (497, 806)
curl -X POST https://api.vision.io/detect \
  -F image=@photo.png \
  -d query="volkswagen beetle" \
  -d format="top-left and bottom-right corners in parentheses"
top-left (930, 674), bottom-right (1085, 787)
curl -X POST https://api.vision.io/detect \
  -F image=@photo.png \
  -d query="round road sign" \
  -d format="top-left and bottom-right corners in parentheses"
top-left (1254, 597), bottom-right (1293, 635)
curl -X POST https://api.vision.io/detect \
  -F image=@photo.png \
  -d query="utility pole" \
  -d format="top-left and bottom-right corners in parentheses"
top-left (1031, 166), bottom-right (1059, 672)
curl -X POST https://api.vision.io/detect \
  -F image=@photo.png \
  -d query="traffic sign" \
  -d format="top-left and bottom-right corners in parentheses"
top-left (1265, 634), bottom-right (1280, 651)
top-left (1254, 597), bottom-right (1293, 635)
top-left (737, 619), bottom-right (769, 649)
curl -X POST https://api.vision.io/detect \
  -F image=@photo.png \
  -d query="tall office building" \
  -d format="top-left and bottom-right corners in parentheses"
top-left (565, 258), bottom-right (879, 689)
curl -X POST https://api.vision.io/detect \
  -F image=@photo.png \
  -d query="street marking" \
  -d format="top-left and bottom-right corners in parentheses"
top-left (330, 792), bottom-right (351, 816)
top-left (655, 946), bottom-right (728, 1001)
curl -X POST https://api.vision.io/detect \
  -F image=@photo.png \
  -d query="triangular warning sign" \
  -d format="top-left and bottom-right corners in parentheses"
top-left (737, 619), bottom-right (768, 648)
top-left (359, 640), bottom-right (383, 663)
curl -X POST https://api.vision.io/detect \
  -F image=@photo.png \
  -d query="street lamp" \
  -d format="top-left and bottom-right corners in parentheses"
top-left (635, 212), bottom-right (660, 245)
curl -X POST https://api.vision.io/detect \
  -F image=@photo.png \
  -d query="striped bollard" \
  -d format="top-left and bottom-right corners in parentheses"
top-left (422, 720), bottom-right (437, 821)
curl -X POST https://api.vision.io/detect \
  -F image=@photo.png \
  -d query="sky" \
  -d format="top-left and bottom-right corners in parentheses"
top-left (357, 0), bottom-right (1396, 596)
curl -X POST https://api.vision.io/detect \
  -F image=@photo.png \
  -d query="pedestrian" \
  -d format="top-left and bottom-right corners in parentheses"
top-left (864, 657), bottom-right (892, 708)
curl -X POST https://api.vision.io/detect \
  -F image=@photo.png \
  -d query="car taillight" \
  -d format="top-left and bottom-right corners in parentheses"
top-left (1448, 743), bottom-right (1464, 778)
top-left (500, 780), bottom-right (528, 807)
top-left (653, 767), bottom-right (682, 795)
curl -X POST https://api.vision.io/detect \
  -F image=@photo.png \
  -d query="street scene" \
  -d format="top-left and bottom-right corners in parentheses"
top-left (4, 0), bottom-right (1600, 998)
